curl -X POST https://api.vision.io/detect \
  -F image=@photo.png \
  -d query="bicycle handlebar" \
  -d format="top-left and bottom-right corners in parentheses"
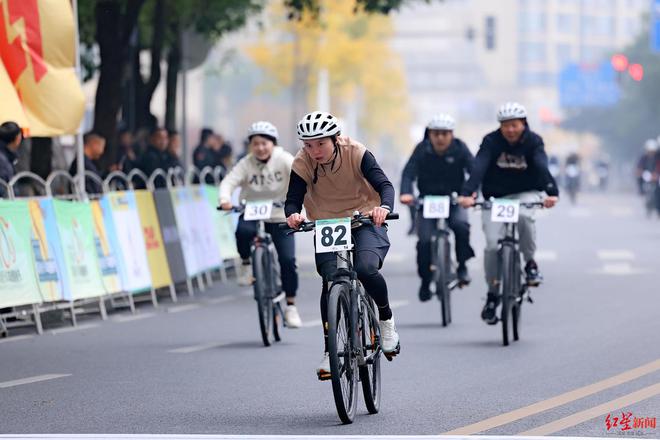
top-left (279, 212), bottom-right (399, 234)
top-left (472, 200), bottom-right (545, 209)
top-left (216, 201), bottom-right (285, 213)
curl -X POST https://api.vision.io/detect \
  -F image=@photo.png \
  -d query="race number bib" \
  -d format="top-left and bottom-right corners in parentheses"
top-left (423, 196), bottom-right (450, 219)
top-left (244, 200), bottom-right (273, 221)
top-left (315, 218), bottom-right (351, 253)
top-left (491, 199), bottom-right (520, 223)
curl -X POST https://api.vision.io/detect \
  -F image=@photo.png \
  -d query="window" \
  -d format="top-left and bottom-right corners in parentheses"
top-left (556, 14), bottom-right (575, 33)
top-left (519, 41), bottom-right (546, 64)
top-left (519, 11), bottom-right (547, 33)
top-left (518, 70), bottom-right (554, 86)
top-left (556, 44), bottom-right (573, 68)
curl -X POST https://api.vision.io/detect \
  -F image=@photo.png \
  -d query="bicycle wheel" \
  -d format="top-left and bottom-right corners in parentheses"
top-left (273, 301), bottom-right (283, 342)
top-left (252, 247), bottom-right (273, 347)
top-left (270, 248), bottom-right (283, 343)
top-left (359, 292), bottom-right (381, 414)
top-left (442, 236), bottom-right (452, 325)
top-left (432, 235), bottom-right (450, 327)
top-left (327, 283), bottom-right (358, 424)
top-left (512, 255), bottom-right (523, 342)
top-left (499, 245), bottom-right (516, 347)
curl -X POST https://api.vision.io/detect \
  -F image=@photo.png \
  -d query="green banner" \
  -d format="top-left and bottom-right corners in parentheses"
top-left (203, 185), bottom-right (239, 260)
top-left (0, 200), bottom-right (42, 308)
top-left (52, 199), bottom-right (105, 300)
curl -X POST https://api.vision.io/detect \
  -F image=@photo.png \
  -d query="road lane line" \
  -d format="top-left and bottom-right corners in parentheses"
top-left (589, 263), bottom-right (647, 276)
top-left (300, 300), bottom-right (408, 328)
top-left (535, 250), bottom-right (558, 262)
top-left (168, 342), bottom-right (231, 354)
top-left (0, 334), bottom-right (34, 344)
top-left (597, 250), bottom-right (635, 260)
top-left (300, 319), bottom-right (322, 328)
top-left (0, 374), bottom-right (71, 389)
top-left (443, 358), bottom-right (660, 435)
top-left (520, 381), bottom-right (660, 436)
top-left (166, 304), bottom-right (200, 314)
top-left (111, 313), bottom-right (156, 323)
top-left (49, 324), bottom-right (98, 335)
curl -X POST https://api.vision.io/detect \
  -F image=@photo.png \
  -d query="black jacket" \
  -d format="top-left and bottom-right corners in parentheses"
top-left (0, 140), bottom-right (17, 184)
top-left (69, 155), bottom-right (103, 194)
top-left (461, 128), bottom-right (559, 198)
top-left (138, 145), bottom-right (170, 188)
top-left (400, 138), bottom-right (473, 197)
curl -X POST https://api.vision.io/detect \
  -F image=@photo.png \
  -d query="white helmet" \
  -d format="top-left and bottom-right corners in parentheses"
top-left (297, 111), bottom-right (341, 140)
top-left (247, 121), bottom-right (278, 141)
top-left (427, 114), bottom-right (456, 131)
top-left (497, 102), bottom-right (527, 122)
top-left (644, 139), bottom-right (658, 152)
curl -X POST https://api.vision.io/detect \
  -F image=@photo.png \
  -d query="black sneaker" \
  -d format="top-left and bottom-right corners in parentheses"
top-left (418, 281), bottom-right (432, 302)
top-left (481, 293), bottom-right (499, 325)
top-left (525, 259), bottom-right (543, 287)
top-left (457, 263), bottom-right (471, 286)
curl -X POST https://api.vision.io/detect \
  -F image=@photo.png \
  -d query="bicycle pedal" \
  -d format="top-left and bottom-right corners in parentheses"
top-left (383, 344), bottom-right (401, 361)
top-left (317, 371), bottom-right (331, 381)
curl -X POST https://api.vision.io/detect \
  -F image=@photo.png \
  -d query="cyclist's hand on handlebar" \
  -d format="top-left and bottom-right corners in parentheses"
top-left (367, 206), bottom-right (389, 227)
top-left (399, 194), bottom-right (414, 205)
top-left (219, 202), bottom-right (233, 211)
top-left (543, 196), bottom-right (558, 209)
top-left (286, 213), bottom-right (306, 230)
top-left (457, 193), bottom-right (476, 208)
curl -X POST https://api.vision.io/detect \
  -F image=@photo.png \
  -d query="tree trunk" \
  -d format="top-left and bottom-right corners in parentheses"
top-left (135, 0), bottom-right (165, 130)
top-left (165, 33), bottom-right (181, 131)
top-left (93, 0), bottom-right (144, 171)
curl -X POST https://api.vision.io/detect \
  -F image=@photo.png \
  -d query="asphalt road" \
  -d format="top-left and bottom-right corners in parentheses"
top-left (0, 192), bottom-right (658, 438)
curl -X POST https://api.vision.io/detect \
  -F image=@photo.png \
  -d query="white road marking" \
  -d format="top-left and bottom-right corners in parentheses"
top-left (567, 207), bottom-right (592, 218)
top-left (535, 250), bottom-right (558, 262)
top-left (597, 250), bottom-right (635, 261)
top-left (300, 319), bottom-right (322, 328)
top-left (0, 434), bottom-right (625, 439)
top-left (0, 334), bottom-right (35, 344)
top-left (0, 374), bottom-right (71, 389)
top-left (609, 206), bottom-right (634, 218)
top-left (590, 263), bottom-right (647, 276)
top-left (166, 304), bottom-right (200, 314)
top-left (168, 342), bottom-right (231, 354)
top-left (111, 313), bottom-right (156, 323)
top-left (390, 299), bottom-right (410, 309)
top-left (49, 324), bottom-right (98, 335)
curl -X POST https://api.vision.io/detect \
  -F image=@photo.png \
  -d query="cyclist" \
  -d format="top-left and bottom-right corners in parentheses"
top-left (457, 102), bottom-right (559, 325)
top-left (284, 111), bottom-right (400, 378)
top-left (635, 139), bottom-right (658, 195)
top-left (400, 114), bottom-right (475, 301)
top-left (219, 121), bottom-right (302, 328)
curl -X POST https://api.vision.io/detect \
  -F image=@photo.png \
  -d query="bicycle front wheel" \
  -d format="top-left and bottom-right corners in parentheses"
top-left (432, 236), bottom-right (450, 327)
top-left (252, 247), bottom-right (273, 347)
top-left (500, 245), bottom-right (516, 347)
top-left (359, 292), bottom-right (381, 414)
top-left (327, 283), bottom-right (358, 424)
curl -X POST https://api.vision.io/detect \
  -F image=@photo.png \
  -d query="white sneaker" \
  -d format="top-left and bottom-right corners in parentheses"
top-left (316, 352), bottom-right (331, 380)
top-left (379, 317), bottom-right (400, 357)
top-left (284, 305), bottom-right (302, 328)
top-left (237, 264), bottom-right (254, 286)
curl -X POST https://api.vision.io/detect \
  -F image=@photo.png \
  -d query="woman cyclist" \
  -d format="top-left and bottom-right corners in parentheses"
top-left (284, 111), bottom-right (400, 379)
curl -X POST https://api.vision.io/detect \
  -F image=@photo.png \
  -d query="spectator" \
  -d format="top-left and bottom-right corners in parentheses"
top-left (213, 133), bottom-right (233, 170)
top-left (114, 128), bottom-right (137, 174)
top-left (68, 132), bottom-right (106, 195)
top-left (193, 127), bottom-right (216, 183)
top-left (137, 127), bottom-right (170, 188)
top-left (164, 129), bottom-right (182, 170)
top-left (0, 121), bottom-right (22, 193)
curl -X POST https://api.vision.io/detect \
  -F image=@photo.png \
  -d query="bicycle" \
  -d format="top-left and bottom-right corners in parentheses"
top-left (219, 201), bottom-right (286, 347)
top-left (473, 199), bottom-right (544, 346)
top-left (413, 194), bottom-right (467, 327)
top-left (283, 211), bottom-right (399, 424)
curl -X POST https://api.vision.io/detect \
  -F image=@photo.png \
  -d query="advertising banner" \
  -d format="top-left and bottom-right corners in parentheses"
top-left (28, 199), bottom-right (63, 302)
top-left (153, 189), bottom-right (188, 284)
top-left (90, 200), bottom-right (121, 294)
top-left (101, 192), bottom-right (151, 294)
top-left (203, 185), bottom-right (239, 260)
top-left (134, 190), bottom-right (172, 289)
top-left (0, 200), bottom-right (42, 308)
top-left (51, 199), bottom-right (105, 300)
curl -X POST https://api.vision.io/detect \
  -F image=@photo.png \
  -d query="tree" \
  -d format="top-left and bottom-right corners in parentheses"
top-left (563, 28), bottom-right (660, 159)
top-left (248, 0), bottom-right (412, 150)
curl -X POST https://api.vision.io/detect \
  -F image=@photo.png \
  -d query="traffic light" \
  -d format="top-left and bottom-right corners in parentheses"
top-left (610, 54), bottom-right (629, 72)
top-left (628, 63), bottom-right (644, 81)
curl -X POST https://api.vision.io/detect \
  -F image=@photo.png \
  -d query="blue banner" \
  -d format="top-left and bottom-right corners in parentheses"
top-left (652, 0), bottom-right (660, 52)
top-left (558, 62), bottom-right (620, 108)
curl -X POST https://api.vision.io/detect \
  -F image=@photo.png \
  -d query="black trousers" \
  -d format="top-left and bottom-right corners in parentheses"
top-left (236, 217), bottom-right (298, 297)
top-left (314, 224), bottom-right (392, 331)
top-left (416, 204), bottom-right (474, 283)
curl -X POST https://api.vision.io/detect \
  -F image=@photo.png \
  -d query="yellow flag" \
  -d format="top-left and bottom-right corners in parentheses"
top-left (0, 0), bottom-right (84, 136)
